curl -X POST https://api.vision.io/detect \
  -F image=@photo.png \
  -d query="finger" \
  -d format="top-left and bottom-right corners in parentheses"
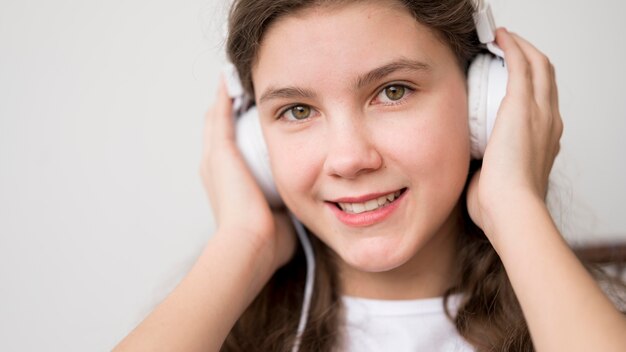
top-left (201, 78), bottom-right (235, 211)
top-left (202, 105), bottom-right (215, 151)
top-left (206, 76), bottom-right (235, 150)
top-left (550, 63), bottom-right (560, 116)
top-left (495, 28), bottom-right (533, 102)
top-left (509, 33), bottom-right (553, 110)
top-left (214, 75), bottom-right (235, 142)
top-left (550, 69), bottom-right (563, 139)
top-left (512, 37), bottom-right (563, 156)
top-left (509, 33), bottom-right (563, 145)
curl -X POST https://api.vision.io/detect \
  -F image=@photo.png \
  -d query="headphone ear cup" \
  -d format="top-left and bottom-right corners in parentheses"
top-left (468, 53), bottom-right (490, 159)
top-left (467, 53), bottom-right (508, 159)
top-left (235, 106), bottom-right (283, 207)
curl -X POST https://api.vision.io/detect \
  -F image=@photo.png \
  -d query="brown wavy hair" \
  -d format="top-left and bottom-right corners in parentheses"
top-left (223, 0), bottom-right (527, 351)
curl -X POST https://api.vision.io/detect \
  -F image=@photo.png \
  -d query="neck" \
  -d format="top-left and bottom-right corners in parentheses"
top-left (336, 205), bottom-right (461, 300)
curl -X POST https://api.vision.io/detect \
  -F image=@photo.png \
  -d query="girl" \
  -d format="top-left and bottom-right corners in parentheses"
top-left (115, 0), bottom-right (626, 351)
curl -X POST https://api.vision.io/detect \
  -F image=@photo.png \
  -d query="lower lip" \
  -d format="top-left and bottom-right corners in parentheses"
top-left (327, 189), bottom-right (408, 227)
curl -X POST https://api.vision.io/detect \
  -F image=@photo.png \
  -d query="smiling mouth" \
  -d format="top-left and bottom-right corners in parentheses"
top-left (333, 188), bottom-right (407, 214)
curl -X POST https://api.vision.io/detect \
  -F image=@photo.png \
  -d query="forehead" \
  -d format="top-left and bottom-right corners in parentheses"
top-left (251, 1), bottom-right (456, 100)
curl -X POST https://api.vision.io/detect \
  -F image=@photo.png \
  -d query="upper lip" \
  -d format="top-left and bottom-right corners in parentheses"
top-left (328, 188), bottom-right (405, 203)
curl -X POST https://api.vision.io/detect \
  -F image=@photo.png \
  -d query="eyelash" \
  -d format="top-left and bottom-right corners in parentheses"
top-left (276, 83), bottom-right (416, 122)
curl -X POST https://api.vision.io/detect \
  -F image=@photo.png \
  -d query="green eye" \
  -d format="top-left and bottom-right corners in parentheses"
top-left (289, 105), bottom-right (311, 120)
top-left (384, 85), bottom-right (405, 101)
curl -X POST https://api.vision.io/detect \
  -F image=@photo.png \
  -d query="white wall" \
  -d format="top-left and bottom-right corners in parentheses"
top-left (0, 0), bottom-right (624, 351)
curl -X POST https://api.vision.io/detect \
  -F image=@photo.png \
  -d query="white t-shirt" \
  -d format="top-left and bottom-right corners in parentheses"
top-left (340, 294), bottom-right (474, 351)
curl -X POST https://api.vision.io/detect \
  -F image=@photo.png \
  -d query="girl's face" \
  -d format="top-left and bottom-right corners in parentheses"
top-left (252, 1), bottom-right (470, 272)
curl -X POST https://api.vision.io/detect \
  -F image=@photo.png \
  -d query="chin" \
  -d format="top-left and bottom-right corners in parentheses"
top-left (337, 236), bottom-right (416, 273)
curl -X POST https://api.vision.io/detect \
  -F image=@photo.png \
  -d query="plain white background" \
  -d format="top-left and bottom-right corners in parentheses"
top-left (1, 0), bottom-right (625, 350)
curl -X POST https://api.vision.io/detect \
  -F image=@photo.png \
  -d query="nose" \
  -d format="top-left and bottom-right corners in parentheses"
top-left (322, 115), bottom-right (383, 179)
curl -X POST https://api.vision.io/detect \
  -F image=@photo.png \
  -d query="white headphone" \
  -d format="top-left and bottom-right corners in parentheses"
top-left (468, 0), bottom-right (508, 159)
top-left (222, 1), bottom-right (506, 351)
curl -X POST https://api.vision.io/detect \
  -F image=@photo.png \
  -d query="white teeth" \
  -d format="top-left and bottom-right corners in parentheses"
top-left (337, 190), bottom-right (403, 214)
top-left (352, 203), bottom-right (366, 213)
top-left (364, 199), bottom-right (378, 211)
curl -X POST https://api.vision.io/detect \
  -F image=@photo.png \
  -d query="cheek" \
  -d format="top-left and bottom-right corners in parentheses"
top-left (384, 94), bottom-right (469, 168)
top-left (422, 93), bottom-right (471, 195)
top-left (263, 128), bottom-right (325, 206)
top-left (377, 89), bottom-right (470, 200)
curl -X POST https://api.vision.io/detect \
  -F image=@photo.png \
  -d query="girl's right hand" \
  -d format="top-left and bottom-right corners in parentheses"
top-left (200, 76), bottom-right (297, 273)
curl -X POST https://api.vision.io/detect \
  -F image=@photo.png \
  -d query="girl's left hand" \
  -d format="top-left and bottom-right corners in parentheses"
top-left (466, 28), bottom-right (563, 248)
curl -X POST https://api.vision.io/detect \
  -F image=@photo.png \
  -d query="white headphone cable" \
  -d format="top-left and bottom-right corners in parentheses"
top-left (289, 212), bottom-right (315, 352)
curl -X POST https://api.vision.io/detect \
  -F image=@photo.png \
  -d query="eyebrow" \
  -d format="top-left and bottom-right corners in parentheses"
top-left (259, 86), bottom-right (317, 105)
top-left (352, 58), bottom-right (431, 90)
top-left (258, 58), bottom-right (431, 104)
